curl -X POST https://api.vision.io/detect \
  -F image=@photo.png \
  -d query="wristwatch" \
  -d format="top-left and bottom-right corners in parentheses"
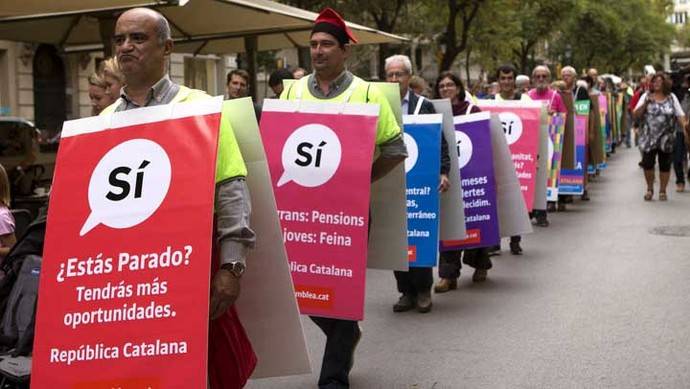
top-left (221, 261), bottom-right (246, 278)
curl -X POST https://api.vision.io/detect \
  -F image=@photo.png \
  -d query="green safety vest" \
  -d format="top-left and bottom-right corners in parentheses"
top-left (281, 74), bottom-right (401, 145)
top-left (101, 86), bottom-right (247, 183)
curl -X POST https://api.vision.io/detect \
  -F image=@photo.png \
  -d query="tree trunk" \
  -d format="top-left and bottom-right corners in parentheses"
top-left (465, 48), bottom-right (472, 85)
top-left (378, 42), bottom-right (390, 80)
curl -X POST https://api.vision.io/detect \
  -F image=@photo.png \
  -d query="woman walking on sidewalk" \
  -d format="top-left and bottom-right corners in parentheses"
top-left (633, 73), bottom-right (688, 201)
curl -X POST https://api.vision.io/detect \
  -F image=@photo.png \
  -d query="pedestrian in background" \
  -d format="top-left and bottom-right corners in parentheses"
top-left (101, 57), bottom-right (125, 102)
top-left (0, 164), bottom-right (16, 259)
top-left (633, 73), bottom-right (687, 201)
top-left (87, 73), bottom-right (112, 116)
top-left (674, 73), bottom-right (690, 192)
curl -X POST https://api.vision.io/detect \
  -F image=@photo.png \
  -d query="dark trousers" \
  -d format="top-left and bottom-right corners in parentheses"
top-left (438, 248), bottom-right (492, 279)
top-left (673, 132), bottom-right (689, 184)
top-left (310, 316), bottom-right (361, 389)
top-left (510, 235), bottom-right (521, 243)
top-left (394, 267), bottom-right (433, 296)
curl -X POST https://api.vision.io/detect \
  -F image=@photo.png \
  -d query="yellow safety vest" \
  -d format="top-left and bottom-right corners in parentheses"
top-left (281, 74), bottom-right (401, 145)
top-left (101, 86), bottom-right (247, 183)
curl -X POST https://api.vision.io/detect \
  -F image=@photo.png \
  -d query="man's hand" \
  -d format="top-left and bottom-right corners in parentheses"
top-left (438, 174), bottom-right (450, 193)
top-left (209, 268), bottom-right (240, 320)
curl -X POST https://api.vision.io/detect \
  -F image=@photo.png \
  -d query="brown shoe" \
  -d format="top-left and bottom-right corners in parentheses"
top-left (472, 268), bottom-right (487, 282)
top-left (416, 291), bottom-right (432, 313)
top-left (434, 278), bottom-right (457, 293)
top-left (393, 294), bottom-right (415, 312)
top-left (677, 183), bottom-right (685, 193)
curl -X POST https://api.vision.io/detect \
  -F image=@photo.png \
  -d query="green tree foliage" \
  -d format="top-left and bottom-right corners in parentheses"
top-left (278, 0), bottom-right (674, 77)
top-left (550, 0), bottom-right (673, 74)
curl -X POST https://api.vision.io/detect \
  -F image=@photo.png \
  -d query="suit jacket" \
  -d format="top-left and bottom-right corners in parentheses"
top-left (407, 92), bottom-right (450, 175)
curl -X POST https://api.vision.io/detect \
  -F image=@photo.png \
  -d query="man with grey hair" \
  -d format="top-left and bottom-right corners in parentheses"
top-left (385, 54), bottom-right (450, 313)
top-left (109, 8), bottom-right (257, 387)
top-left (516, 74), bottom-right (531, 94)
top-left (528, 65), bottom-right (565, 227)
top-left (561, 66), bottom-right (589, 101)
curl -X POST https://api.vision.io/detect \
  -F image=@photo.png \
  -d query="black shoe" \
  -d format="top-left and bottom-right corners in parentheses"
top-left (535, 217), bottom-right (550, 227)
top-left (488, 245), bottom-right (501, 256)
top-left (472, 268), bottom-right (488, 282)
top-left (393, 294), bottom-right (415, 312)
top-left (416, 291), bottom-right (432, 313)
top-left (581, 190), bottom-right (590, 201)
top-left (509, 241), bottom-right (523, 255)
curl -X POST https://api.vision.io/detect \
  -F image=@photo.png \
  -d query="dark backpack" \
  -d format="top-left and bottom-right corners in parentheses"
top-left (0, 214), bottom-right (45, 356)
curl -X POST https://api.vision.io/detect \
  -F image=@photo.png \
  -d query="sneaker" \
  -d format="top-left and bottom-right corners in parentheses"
top-left (472, 268), bottom-right (487, 282)
top-left (434, 278), bottom-right (457, 293)
top-left (416, 291), bottom-right (432, 313)
top-left (509, 241), bottom-right (523, 255)
top-left (393, 294), bottom-right (415, 312)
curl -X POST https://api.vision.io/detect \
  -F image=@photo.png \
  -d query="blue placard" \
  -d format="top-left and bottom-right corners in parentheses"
top-left (403, 119), bottom-right (442, 268)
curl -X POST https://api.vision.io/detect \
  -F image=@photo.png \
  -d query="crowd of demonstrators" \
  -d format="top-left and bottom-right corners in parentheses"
top-left (64, 5), bottom-right (690, 389)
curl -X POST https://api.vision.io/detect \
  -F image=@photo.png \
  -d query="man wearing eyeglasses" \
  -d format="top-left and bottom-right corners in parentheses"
top-left (385, 54), bottom-right (450, 314)
top-left (527, 66), bottom-right (566, 227)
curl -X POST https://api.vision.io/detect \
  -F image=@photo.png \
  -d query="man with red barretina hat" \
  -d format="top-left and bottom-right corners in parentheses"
top-left (281, 7), bottom-right (407, 389)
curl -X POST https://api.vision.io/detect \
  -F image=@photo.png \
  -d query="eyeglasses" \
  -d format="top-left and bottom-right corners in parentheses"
top-left (534, 74), bottom-right (549, 79)
top-left (385, 71), bottom-right (409, 79)
top-left (439, 83), bottom-right (457, 89)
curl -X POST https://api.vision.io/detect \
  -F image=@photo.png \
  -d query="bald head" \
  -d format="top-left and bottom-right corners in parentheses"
top-left (114, 8), bottom-right (173, 89)
top-left (118, 8), bottom-right (171, 44)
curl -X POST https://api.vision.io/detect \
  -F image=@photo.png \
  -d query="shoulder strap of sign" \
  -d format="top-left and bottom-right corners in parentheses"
top-left (548, 90), bottom-right (557, 108)
top-left (294, 75), bottom-right (359, 104)
top-left (465, 103), bottom-right (474, 115)
top-left (413, 95), bottom-right (425, 115)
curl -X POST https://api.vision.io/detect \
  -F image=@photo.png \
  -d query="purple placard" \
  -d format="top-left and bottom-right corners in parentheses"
top-left (441, 112), bottom-right (500, 250)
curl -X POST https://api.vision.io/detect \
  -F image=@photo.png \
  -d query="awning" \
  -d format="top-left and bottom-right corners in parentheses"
top-left (0, 1), bottom-right (175, 17)
top-left (0, 0), bottom-right (407, 53)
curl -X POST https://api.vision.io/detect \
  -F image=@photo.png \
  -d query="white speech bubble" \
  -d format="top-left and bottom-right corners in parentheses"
top-left (499, 112), bottom-right (523, 145)
top-left (80, 139), bottom-right (171, 236)
top-left (548, 136), bottom-right (554, 165)
top-left (277, 124), bottom-right (342, 187)
top-left (403, 132), bottom-right (419, 173)
top-left (454, 131), bottom-right (473, 169)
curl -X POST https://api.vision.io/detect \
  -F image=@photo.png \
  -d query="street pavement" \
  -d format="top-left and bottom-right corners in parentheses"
top-left (248, 147), bottom-right (690, 389)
